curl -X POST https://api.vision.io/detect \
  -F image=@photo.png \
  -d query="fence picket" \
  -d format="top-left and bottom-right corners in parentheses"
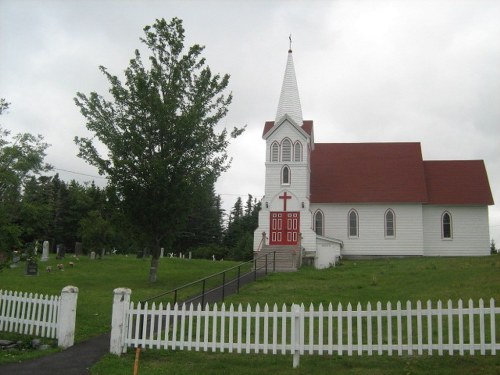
top-left (347, 303), bottom-right (353, 356)
top-left (356, 303), bottom-right (362, 355)
top-left (272, 304), bottom-right (278, 355)
top-left (458, 299), bottom-right (464, 355)
top-left (490, 298), bottom-right (496, 355)
top-left (318, 303), bottom-right (324, 355)
top-left (337, 302), bottom-right (343, 356)
top-left (376, 301), bottom-right (382, 355)
top-left (447, 300), bottom-right (453, 355)
top-left (220, 303), bottom-right (226, 353)
top-left (468, 299), bottom-right (474, 355)
top-left (387, 301), bottom-right (393, 356)
top-left (479, 299), bottom-right (485, 355)
top-left (426, 300), bottom-right (432, 355)
top-left (367, 302), bottom-right (372, 356)
top-left (228, 304), bottom-right (234, 353)
top-left (437, 300), bottom-right (443, 355)
top-left (416, 300), bottom-right (423, 355)
top-left (195, 303), bottom-right (201, 351)
top-left (255, 303), bottom-right (260, 353)
top-left (407, 301), bottom-right (413, 355)
top-left (263, 304), bottom-right (269, 354)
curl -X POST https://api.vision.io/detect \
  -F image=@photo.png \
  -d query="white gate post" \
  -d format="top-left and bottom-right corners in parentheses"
top-left (110, 287), bottom-right (132, 355)
top-left (57, 285), bottom-right (79, 349)
top-left (292, 304), bottom-right (301, 368)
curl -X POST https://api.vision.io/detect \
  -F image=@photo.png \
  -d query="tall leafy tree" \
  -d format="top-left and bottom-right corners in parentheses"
top-left (0, 99), bottom-right (52, 252)
top-left (74, 18), bottom-right (243, 282)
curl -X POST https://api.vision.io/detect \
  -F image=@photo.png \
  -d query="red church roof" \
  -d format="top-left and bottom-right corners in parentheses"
top-left (310, 143), bottom-right (428, 203)
top-left (310, 143), bottom-right (494, 205)
top-left (423, 160), bottom-right (494, 205)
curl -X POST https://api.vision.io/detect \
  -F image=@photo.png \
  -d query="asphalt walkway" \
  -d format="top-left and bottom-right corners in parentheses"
top-left (0, 269), bottom-right (266, 375)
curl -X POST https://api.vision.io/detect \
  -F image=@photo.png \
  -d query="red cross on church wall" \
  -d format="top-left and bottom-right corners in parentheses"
top-left (279, 191), bottom-right (292, 211)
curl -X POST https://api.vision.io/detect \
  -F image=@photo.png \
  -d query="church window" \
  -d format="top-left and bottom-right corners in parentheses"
top-left (442, 211), bottom-right (452, 239)
top-left (294, 141), bottom-right (303, 162)
top-left (348, 209), bottom-right (358, 238)
top-left (314, 210), bottom-right (324, 236)
top-left (282, 139), bottom-right (292, 162)
top-left (271, 142), bottom-right (279, 162)
top-left (282, 165), bottom-right (291, 185)
top-left (385, 209), bottom-right (395, 238)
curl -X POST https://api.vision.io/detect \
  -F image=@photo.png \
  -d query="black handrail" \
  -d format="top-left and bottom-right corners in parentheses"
top-left (140, 252), bottom-right (275, 306)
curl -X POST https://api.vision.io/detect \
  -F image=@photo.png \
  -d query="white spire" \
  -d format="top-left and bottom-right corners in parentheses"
top-left (275, 49), bottom-right (303, 126)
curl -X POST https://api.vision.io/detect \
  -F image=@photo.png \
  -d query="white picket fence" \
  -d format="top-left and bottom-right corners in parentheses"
top-left (0, 286), bottom-right (79, 348)
top-left (110, 289), bottom-right (499, 367)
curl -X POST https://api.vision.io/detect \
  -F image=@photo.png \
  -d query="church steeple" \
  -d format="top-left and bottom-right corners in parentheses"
top-left (275, 48), bottom-right (303, 126)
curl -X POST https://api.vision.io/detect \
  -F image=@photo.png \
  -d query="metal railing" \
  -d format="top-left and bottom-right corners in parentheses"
top-left (140, 252), bottom-right (276, 307)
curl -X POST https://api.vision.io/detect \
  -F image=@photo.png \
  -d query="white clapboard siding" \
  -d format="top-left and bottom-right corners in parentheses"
top-left (0, 289), bottom-right (60, 339)
top-left (119, 298), bottom-right (500, 363)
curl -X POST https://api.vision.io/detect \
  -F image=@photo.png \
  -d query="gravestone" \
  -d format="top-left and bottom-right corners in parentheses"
top-left (143, 247), bottom-right (150, 258)
top-left (189, 251), bottom-right (192, 260)
top-left (41, 241), bottom-right (49, 262)
top-left (160, 248), bottom-right (164, 258)
top-left (25, 260), bottom-right (38, 276)
top-left (90, 251), bottom-right (96, 260)
top-left (136, 250), bottom-right (144, 259)
top-left (10, 252), bottom-right (20, 268)
top-left (100, 248), bottom-right (105, 259)
top-left (56, 244), bottom-right (66, 259)
top-left (75, 242), bottom-right (82, 257)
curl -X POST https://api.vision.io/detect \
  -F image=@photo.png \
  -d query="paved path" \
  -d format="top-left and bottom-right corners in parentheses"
top-left (0, 269), bottom-right (267, 375)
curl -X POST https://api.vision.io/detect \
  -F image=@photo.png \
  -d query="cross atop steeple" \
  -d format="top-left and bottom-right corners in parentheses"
top-left (275, 44), bottom-right (303, 126)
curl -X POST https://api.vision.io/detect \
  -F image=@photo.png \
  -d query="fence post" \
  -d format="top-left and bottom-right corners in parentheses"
top-left (292, 304), bottom-right (301, 368)
top-left (110, 287), bottom-right (132, 355)
top-left (57, 285), bottom-right (78, 349)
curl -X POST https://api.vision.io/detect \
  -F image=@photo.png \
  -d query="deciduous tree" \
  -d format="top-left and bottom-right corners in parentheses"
top-left (74, 18), bottom-right (243, 282)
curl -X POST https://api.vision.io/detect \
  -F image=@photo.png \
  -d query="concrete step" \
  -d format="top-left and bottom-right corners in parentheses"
top-left (254, 245), bottom-right (301, 272)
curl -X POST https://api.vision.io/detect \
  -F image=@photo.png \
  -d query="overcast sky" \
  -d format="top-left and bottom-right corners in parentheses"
top-left (1, 0), bottom-right (499, 242)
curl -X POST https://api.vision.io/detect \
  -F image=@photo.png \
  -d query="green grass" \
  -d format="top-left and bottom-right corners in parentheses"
top-left (227, 256), bottom-right (500, 307)
top-left (2, 255), bottom-right (500, 373)
top-left (0, 255), bottom-right (243, 363)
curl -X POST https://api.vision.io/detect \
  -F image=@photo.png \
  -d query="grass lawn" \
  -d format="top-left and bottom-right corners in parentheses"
top-left (0, 255), bottom-right (243, 363)
top-left (2, 254), bottom-right (500, 373)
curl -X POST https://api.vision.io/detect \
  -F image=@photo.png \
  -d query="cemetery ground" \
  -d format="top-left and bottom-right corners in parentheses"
top-left (1, 255), bottom-right (500, 374)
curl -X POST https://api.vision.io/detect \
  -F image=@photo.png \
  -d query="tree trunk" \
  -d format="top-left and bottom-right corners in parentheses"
top-left (148, 243), bottom-right (162, 283)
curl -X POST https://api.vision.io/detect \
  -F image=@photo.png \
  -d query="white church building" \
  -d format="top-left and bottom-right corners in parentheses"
top-left (253, 48), bottom-right (494, 270)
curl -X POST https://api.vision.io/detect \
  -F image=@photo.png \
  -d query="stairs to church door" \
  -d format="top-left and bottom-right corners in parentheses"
top-left (254, 245), bottom-right (302, 272)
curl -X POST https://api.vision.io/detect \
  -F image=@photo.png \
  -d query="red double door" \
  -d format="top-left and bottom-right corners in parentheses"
top-left (270, 212), bottom-right (300, 245)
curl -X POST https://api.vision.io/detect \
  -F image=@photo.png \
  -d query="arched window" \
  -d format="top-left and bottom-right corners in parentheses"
top-left (281, 139), bottom-right (292, 162)
top-left (314, 210), bottom-right (324, 236)
top-left (281, 165), bottom-right (290, 185)
top-left (271, 142), bottom-right (279, 162)
top-left (348, 209), bottom-right (359, 238)
top-left (442, 211), bottom-right (452, 239)
top-left (385, 209), bottom-right (395, 238)
top-left (294, 141), bottom-right (303, 162)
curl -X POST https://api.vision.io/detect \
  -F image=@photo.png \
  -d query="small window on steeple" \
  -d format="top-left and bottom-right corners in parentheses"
top-left (282, 139), bottom-right (292, 162)
top-left (271, 142), bottom-right (279, 162)
top-left (294, 141), bottom-right (302, 162)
